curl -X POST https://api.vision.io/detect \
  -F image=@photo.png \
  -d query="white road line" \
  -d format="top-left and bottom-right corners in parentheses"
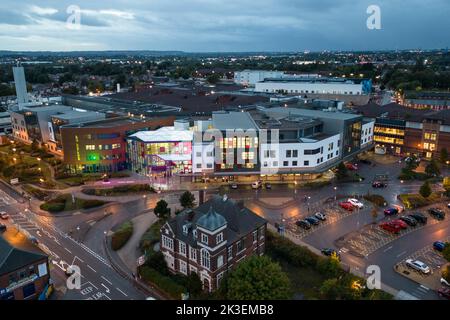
top-left (101, 283), bottom-right (110, 293)
top-left (396, 251), bottom-right (407, 258)
top-left (101, 276), bottom-right (112, 285)
top-left (116, 288), bottom-right (128, 297)
top-left (383, 246), bottom-right (393, 252)
top-left (87, 264), bottom-right (97, 273)
top-left (420, 285), bottom-right (430, 291)
top-left (64, 248), bottom-right (72, 254)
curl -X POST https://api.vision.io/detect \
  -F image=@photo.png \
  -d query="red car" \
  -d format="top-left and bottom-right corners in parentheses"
top-left (438, 287), bottom-right (450, 299)
top-left (345, 163), bottom-right (358, 171)
top-left (391, 219), bottom-right (408, 229)
top-left (379, 222), bottom-right (401, 234)
top-left (339, 202), bottom-right (354, 211)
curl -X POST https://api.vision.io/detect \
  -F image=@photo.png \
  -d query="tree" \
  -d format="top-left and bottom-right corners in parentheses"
top-left (440, 148), bottom-right (449, 164)
top-left (144, 251), bottom-right (169, 275)
top-left (185, 272), bottom-right (202, 295)
top-left (225, 256), bottom-right (291, 300)
top-left (316, 254), bottom-right (341, 278)
top-left (31, 139), bottom-right (40, 152)
top-left (319, 278), bottom-right (342, 299)
top-left (443, 243), bottom-right (450, 262)
top-left (179, 191), bottom-right (196, 209)
top-left (419, 181), bottom-right (432, 198)
top-left (206, 73), bottom-right (221, 84)
top-left (335, 162), bottom-right (348, 180)
top-left (425, 159), bottom-right (440, 177)
top-left (154, 199), bottom-right (170, 219)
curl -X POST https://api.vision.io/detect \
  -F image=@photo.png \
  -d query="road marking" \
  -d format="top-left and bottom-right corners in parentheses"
top-left (396, 251), bottom-right (406, 258)
top-left (101, 276), bottom-right (112, 285)
top-left (87, 264), bottom-right (97, 273)
top-left (117, 288), bottom-right (128, 297)
top-left (64, 248), bottom-right (72, 254)
top-left (101, 283), bottom-right (110, 293)
top-left (420, 285), bottom-right (430, 291)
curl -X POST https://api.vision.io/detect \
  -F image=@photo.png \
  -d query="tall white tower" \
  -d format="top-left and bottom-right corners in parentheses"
top-left (12, 64), bottom-right (29, 109)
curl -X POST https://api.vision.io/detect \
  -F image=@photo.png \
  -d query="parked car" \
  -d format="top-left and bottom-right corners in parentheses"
top-left (399, 216), bottom-right (417, 227)
top-left (405, 156), bottom-right (420, 164)
top-left (391, 219), bottom-right (408, 229)
top-left (405, 259), bottom-right (431, 274)
top-left (379, 222), bottom-right (401, 234)
top-left (314, 212), bottom-right (327, 221)
top-left (428, 208), bottom-right (445, 220)
top-left (296, 220), bottom-right (311, 230)
top-left (441, 278), bottom-right (450, 287)
top-left (384, 208), bottom-right (399, 216)
top-left (438, 287), bottom-right (450, 299)
top-left (339, 202), bottom-right (354, 211)
top-left (264, 183), bottom-right (272, 190)
top-left (345, 163), bottom-right (358, 171)
top-left (433, 241), bottom-right (447, 252)
top-left (0, 223), bottom-right (6, 231)
top-left (447, 203), bottom-right (450, 209)
top-left (347, 198), bottom-right (364, 208)
top-left (305, 216), bottom-right (320, 226)
top-left (372, 181), bottom-right (387, 188)
top-left (409, 213), bottom-right (427, 224)
top-left (0, 212), bottom-right (9, 220)
top-left (321, 248), bottom-right (340, 259)
top-left (251, 181), bottom-right (262, 189)
top-left (392, 204), bottom-right (405, 213)
top-left (230, 183), bottom-right (238, 189)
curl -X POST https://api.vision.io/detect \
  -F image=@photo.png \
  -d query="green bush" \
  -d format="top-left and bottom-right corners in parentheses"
top-left (81, 199), bottom-right (106, 209)
top-left (140, 219), bottom-right (164, 252)
top-left (40, 202), bottom-right (65, 212)
top-left (81, 184), bottom-right (154, 196)
top-left (139, 266), bottom-right (185, 299)
top-left (364, 194), bottom-right (387, 207)
top-left (111, 221), bottom-right (134, 251)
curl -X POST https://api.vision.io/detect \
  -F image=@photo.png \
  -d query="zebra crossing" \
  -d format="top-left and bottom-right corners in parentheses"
top-left (0, 190), bottom-right (16, 206)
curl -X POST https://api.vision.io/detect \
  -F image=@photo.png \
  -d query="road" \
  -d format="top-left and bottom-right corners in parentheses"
top-left (0, 185), bottom-right (147, 300)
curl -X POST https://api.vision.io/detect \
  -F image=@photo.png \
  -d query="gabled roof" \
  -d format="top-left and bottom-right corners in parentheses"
top-left (0, 229), bottom-right (47, 274)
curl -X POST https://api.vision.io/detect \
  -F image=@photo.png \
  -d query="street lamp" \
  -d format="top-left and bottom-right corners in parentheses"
top-left (334, 186), bottom-right (337, 200)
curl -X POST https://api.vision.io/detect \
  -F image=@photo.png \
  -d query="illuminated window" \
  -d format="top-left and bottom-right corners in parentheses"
top-left (429, 143), bottom-right (436, 151)
top-left (112, 143), bottom-right (121, 149)
top-left (424, 142), bottom-right (429, 150)
top-left (86, 145), bottom-right (95, 150)
top-left (430, 133), bottom-right (437, 141)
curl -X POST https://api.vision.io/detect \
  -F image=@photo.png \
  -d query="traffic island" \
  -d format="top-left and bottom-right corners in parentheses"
top-left (394, 263), bottom-right (441, 290)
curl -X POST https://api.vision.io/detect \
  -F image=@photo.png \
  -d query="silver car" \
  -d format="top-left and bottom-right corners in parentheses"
top-left (405, 259), bottom-right (431, 274)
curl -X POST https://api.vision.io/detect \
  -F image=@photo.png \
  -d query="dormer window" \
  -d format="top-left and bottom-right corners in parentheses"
top-left (216, 233), bottom-right (223, 244)
top-left (183, 225), bottom-right (188, 234)
top-left (193, 229), bottom-right (197, 238)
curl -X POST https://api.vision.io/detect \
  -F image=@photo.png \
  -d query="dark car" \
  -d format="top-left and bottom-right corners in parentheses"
top-left (264, 183), bottom-right (272, 189)
top-left (384, 208), bottom-right (399, 216)
top-left (296, 220), bottom-right (311, 230)
top-left (0, 223), bottom-right (6, 231)
top-left (433, 241), bottom-right (447, 252)
top-left (372, 181), bottom-right (387, 188)
top-left (409, 213), bottom-right (427, 224)
top-left (438, 287), bottom-right (450, 299)
top-left (305, 216), bottom-right (320, 226)
top-left (399, 216), bottom-right (417, 227)
top-left (321, 248), bottom-right (341, 259)
top-left (359, 159), bottom-right (372, 165)
top-left (428, 208), bottom-right (445, 220)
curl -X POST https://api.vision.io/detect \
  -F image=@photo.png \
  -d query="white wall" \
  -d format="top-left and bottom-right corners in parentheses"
top-left (254, 81), bottom-right (363, 95)
top-left (234, 70), bottom-right (284, 86)
top-left (361, 121), bottom-right (375, 147)
top-left (259, 134), bottom-right (341, 173)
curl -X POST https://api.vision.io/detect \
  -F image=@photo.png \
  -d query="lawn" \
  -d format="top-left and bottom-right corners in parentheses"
top-left (111, 221), bottom-right (134, 251)
top-left (139, 219), bottom-right (165, 253)
top-left (82, 184), bottom-right (155, 197)
top-left (39, 194), bottom-right (108, 213)
top-left (398, 192), bottom-right (443, 209)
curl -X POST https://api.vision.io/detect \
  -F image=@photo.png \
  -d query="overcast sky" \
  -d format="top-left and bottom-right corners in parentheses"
top-left (0, 0), bottom-right (449, 52)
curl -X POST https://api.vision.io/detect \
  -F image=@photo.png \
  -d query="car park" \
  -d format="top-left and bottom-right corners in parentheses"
top-left (405, 259), bottom-right (431, 274)
top-left (409, 213), bottom-right (427, 224)
top-left (391, 219), bottom-right (408, 229)
top-left (0, 212), bottom-right (9, 220)
top-left (314, 212), bottom-right (327, 221)
top-left (372, 181), bottom-right (387, 188)
top-left (399, 216), bottom-right (417, 227)
top-left (433, 241), bottom-right (447, 252)
top-left (264, 183), bottom-right (272, 189)
top-left (438, 287), bottom-right (450, 299)
top-left (305, 216), bottom-right (320, 226)
top-left (339, 202), bottom-right (354, 211)
top-left (252, 181), bottom-right (262, 189)
top-left (347, 198), bottom-right (364, 208)
top-left (379, 222), bottom-right (401, 234)
top-left (321, 248), bottom-right (340, 259)
top-left (230, 183), bottom-right (238, 189)
top-left (0, 223), bottom-right (6, 231)
top-left (384, 208), bottom-right (398, 216)
top-left (428, 208), bottom-right (445, 220)
top-left (296, 220), bottom-right (311, 230)
top-left (65, 266), bottom-right (76, 277)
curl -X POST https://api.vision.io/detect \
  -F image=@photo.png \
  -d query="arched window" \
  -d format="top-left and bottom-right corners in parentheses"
top-left (201, 249), bottom-right (210, 269)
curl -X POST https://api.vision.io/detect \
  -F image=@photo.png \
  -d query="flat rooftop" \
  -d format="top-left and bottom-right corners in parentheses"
top-left (61, 116), bottom-right (152, 129)
top-left (263, 106), bottom-right (363, 121)
top-left (51, 110), bottom-right (103, 120)
top-left (212, 111), bottom-right (257, 130)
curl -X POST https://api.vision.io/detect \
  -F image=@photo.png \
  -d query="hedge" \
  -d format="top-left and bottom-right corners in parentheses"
top-left (111, 221), bottom-right (134, 251)
top-left (139, 266), bottom-right (185, 299)
top-left (82, 184), bottom-right (155, 196)
top-left (39, 194), bottom-right (107, 212)
top-left (398, 193), bottom-right (442, 209)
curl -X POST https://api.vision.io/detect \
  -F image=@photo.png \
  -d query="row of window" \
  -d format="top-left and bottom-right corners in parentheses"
top-left (86, 144), bottom-right (121, 151)
top-left (263, 151), bottom-right (338, 167)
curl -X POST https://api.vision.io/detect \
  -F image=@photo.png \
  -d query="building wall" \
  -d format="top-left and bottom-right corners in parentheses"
top-left (0, 258), bottom-right (49, 300)
top-left (254, 81), bottom-right (364, 95)
top-left (192, 142), bottom-right (215, 173)
top-left (234, 70), bottom-right (285, 86)
top-left (361, 121), bottom-right (375, 147)
top-left (61, 117), bottom-right (174, 173)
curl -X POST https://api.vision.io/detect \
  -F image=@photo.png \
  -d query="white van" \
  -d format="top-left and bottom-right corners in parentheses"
top-left (252, 181), bottom-right (262, 189)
